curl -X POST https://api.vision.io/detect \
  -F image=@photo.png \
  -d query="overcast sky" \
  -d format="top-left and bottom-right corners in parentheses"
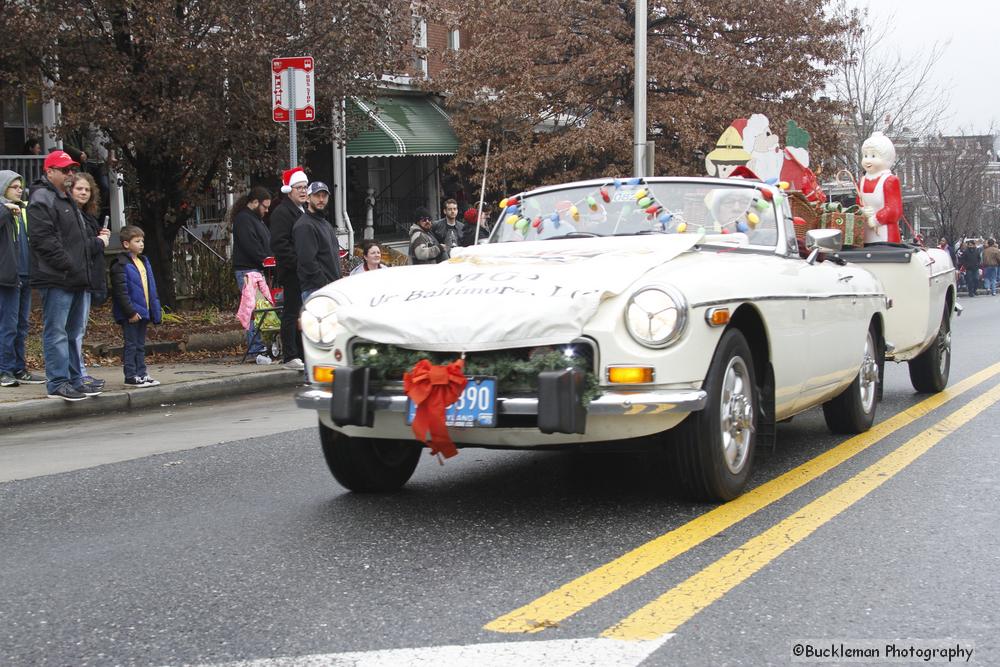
top-left (844, 0), bottom-right (998, 134)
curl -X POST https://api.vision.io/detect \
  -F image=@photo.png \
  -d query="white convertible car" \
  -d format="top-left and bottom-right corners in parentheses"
top-left (296, 177), bottom-right (956, 501)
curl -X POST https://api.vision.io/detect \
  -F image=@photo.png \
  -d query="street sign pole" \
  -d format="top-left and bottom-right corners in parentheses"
top-left (288, 68), bottom-right (298, 167)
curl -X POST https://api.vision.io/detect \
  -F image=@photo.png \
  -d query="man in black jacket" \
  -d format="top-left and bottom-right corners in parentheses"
top-left (269, 167), bottom-right (309, 369)
top-left (293, 182), bottom-right (341, 300)
top-left (28, 150), bottom-right (107, 401)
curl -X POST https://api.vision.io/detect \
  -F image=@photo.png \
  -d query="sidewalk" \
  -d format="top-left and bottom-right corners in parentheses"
top-left (0, 358), bottom-right (304, 428)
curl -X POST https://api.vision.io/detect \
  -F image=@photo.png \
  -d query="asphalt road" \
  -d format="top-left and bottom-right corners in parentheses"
top-left (1, 296), bottom-right (997, 666)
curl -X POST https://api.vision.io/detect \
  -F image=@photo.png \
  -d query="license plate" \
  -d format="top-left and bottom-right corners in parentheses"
top-left (406, 376), bottom-right (497, 428)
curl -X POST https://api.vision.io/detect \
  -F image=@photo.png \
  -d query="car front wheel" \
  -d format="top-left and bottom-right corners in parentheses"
top-left (319, 421), bottom-right (421, 492)
top-left (666, 329), bottom-right (758, 502)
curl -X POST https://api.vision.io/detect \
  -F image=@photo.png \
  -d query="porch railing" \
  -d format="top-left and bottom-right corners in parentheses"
top-left (0, 155), bottom-right (45, 185)
top-left (172, 223), bottom-right (236, 308)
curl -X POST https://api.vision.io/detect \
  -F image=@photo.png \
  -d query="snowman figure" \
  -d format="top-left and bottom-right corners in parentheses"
top-left (858, 132), bottom-right (902, 244)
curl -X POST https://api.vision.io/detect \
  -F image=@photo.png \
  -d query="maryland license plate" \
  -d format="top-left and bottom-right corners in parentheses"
top-left (406, 377), bottom-right (497, 428)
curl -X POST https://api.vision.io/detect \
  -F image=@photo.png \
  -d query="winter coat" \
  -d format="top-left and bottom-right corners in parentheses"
top-left (409, 224), bottom-right (444, 265)
top-left (959, 246), bottom-right (982, 271)
top-left (80, 210), bottom-right (108, 304)
top-left (0, 169), bottom-right (29, 286)
top-left (981, 246), bottom-right (1000, 267)
top-left (292, 209), bottom-right (342, 292)
top-left (110, 253), bottom-right (162, 324)
top-left (431, 218), bottom-right (464, 250)
top-left (232, 208), bottom-right (272, 271)
top-left (269, 196), bottom-right (304, 277)
top-left (236, 271), bottom-right (273, 330)
top-left (26, 176), bottom-right (91, 290)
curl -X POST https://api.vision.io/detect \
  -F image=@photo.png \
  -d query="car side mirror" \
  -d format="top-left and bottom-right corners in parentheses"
top-left (805, 228), bottom-right (843, 265)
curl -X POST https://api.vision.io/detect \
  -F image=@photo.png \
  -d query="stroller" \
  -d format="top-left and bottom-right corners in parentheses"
top-left (237, 258), bottom-right (283, 362)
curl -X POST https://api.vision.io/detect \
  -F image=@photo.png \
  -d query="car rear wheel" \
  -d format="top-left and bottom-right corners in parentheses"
top-left (822, 327), bottom-right (880, 434)
top-left (666, 329), bottom-right (757, 502)
top-left (908, 305), bottom-right (951, 393)
top-left (319, 421), bottom-right (421, 492)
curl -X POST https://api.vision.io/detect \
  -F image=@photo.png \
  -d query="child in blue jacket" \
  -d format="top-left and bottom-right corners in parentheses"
top-left (110, 225), bottom-right (162, 387)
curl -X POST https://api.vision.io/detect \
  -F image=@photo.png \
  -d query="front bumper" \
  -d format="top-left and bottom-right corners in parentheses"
top-left (296, 385), bottom-right (707, 417)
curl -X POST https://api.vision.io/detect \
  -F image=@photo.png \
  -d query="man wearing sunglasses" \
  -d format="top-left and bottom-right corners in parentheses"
top-left (27, 150), bottom-right (106, 401)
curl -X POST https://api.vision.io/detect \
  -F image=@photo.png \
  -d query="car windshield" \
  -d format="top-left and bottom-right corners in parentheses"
top-left (491, 180), bottom-right (781, 248)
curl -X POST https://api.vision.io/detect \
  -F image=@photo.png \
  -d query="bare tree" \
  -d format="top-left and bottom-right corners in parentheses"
top-left (828, 3), bottom-right (950, 173)
top-left (911, 134), bottom-right (994, 243)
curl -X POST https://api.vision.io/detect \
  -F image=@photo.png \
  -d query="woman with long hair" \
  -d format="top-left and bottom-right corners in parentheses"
top-left (230, 186), bottom-right (272, 363)
top-left (67, 171), bottom-right (111, 392)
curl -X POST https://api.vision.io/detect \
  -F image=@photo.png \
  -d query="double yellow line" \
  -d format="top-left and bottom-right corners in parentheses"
top-left (485, 363), bottom-right (1000, 638)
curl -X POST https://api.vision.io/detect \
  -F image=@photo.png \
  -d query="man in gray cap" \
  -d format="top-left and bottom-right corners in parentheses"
top-left (292, 181), bottom-right (342, 301)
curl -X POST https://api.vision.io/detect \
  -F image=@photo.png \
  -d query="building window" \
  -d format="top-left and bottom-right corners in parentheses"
top-left (448, 29), bottom-right (460, 50)
top-left (413, 17), bottom-right (428, 78)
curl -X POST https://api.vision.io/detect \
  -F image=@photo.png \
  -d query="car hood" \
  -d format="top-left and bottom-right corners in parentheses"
top-left (330, 234), bottom-right (702, 351)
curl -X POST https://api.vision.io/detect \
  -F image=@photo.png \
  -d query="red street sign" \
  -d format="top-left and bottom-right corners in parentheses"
top-left (272, 56), bottom-right (315, 123)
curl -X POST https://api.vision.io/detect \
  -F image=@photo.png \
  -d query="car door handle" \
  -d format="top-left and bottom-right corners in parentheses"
top-left (838, 274), bottom-right (854, 282)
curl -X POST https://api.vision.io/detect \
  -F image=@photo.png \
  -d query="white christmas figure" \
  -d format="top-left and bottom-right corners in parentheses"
top-left (858, 132), bottom-right (902, 244)
top-left (742, 114), bottom-right (783, 182)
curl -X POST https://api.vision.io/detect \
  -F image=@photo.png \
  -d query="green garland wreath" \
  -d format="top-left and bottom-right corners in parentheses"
top-left (352, 343), bottom-right (601, 405)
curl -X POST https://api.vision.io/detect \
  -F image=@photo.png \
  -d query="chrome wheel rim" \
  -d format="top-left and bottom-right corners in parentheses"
top-left (859, 332), bottom-right (878, 414)
top-left (719, 356), bottom-right (754, 475)
top-left (938, 327), bottom-right (951, 378)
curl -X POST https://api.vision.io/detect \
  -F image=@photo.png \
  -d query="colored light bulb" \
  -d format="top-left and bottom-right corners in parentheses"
top-left (634, 188), bottom-right (648, 200)
top-left (760, 189), bottom-right (773, 201)
top-left (570, 205), bottom-right (579, 221)
top-left (778, 181), bottom-right (790, 190)
top-left (676, 222), bottom-right (687, 232)
top-left (600, 187), bottom-right (611, 202)
top-left (747, 212), bottom-right (759, 227)
top-left (755, 199), bottom-right (770, 212)
top-left (587, 195), bottom-right (598, 211)
top-left (500, 198), bottom-right (508, 209)
top-left (737, 221), bottom-right (749, 233)
top-left (505, 214), bottom-right (519, 225)
top-left (645, 204), bottom-right (661, 215)
top-left (637, 197), bottom-right (652, 208)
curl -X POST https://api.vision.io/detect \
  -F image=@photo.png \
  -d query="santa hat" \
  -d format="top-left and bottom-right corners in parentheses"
top-left (280, 166), bottom-right (307, 193)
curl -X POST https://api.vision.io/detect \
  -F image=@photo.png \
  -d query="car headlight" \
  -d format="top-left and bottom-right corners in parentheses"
top-left (624, 285), bottom-right (687, 348)
top-left (300, 294), bottom-right (341, 347)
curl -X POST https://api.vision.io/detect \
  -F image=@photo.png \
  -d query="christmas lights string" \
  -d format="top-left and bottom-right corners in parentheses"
top-left (497, 177), bottom-right (792, 238)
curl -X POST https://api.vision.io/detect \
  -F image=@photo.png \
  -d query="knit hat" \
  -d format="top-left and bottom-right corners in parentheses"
top-left (415, 206), bottom-right (432, 221)
top-left (280, 166), bottom-right (307, 193)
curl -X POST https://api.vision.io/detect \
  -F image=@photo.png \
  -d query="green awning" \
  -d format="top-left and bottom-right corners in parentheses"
top-left (347, 96), bottom-right (459, 158)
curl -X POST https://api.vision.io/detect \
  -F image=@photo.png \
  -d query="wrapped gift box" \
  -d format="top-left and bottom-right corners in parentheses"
top-left (820, 206), bottom-right (867, 247)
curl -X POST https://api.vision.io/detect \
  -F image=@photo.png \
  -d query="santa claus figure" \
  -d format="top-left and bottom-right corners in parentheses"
top-left (858, 132), bottom-right (902, 244)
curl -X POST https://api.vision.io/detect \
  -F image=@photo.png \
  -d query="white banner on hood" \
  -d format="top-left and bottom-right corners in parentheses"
top-left (333, 235), bottom-right (701, 351)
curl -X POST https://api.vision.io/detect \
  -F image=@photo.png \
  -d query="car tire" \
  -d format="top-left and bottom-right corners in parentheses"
top-left (319, 421), bottom-right (421, 492)
top-left (907, 306), bottom-right (951, 393)
top-left (666, 329), bottom-right (758, 502)
top-left (822, 326), bottom-right (880, 434)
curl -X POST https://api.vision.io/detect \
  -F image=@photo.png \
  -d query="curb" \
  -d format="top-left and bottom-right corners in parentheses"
top-left (0, 369), bottom-right (304, 428)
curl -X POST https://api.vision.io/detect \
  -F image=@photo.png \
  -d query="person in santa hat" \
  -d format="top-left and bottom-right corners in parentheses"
top-left (268, 166), bottom-right (309, 369)
top-left (858, 132), bottom-right (902, 244)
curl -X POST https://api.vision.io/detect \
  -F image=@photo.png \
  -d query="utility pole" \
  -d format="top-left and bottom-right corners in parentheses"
top-left (633, 0), bottom-right (647, 178)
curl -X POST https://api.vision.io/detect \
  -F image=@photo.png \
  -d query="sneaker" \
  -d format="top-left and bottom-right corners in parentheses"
top-left (255, 354), bottom-right (273, 366)
top-left (124, 376), bottom-right (151, 387)
top-left (74, 384), bottom-right (103, 397)
top-left (140, 375), bottom-right (161, 387)
top-left (81, 375), bottom-right (106, 390)
top-left (47, 384), bottom-right (89, 402)
top-left (1, 372), bottom-right (19, 388)
top-left (282, 358), bottom-right (305, 371)
top-left (13, 370), bottom-right (45, 385)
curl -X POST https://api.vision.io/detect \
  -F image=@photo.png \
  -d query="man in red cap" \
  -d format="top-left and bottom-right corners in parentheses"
top-left (27, 150), bottom-right (110, 401)
top-left (269, 166), bottom-right (310, 369)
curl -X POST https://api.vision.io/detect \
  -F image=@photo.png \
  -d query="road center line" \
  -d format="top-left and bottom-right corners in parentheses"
top-left (601, 378), bottom-right (1000, 640)
top-left (484, 363), bottom-right (1000, 634)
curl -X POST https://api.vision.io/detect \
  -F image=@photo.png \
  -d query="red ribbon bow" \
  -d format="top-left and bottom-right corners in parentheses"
top-left (403, 358), bottom-right (468, 459)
